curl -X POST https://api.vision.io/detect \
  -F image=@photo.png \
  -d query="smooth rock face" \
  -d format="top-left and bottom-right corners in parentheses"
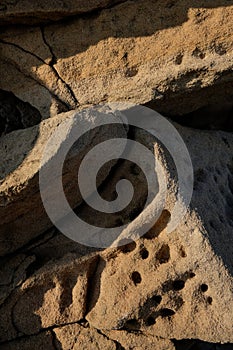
top-left (1, 0), bottom-right (233, 118)
top-left (0, 106), bottom-right (127, 256)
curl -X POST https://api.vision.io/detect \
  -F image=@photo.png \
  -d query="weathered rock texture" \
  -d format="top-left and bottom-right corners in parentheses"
top-left (0, 107), bottom-right (127, 256)
top-left (1, 0), bottom-right (233, 119)
top-left (0, 122), bottom-right (233, 348)
top-left (0, 0), bottom-right (233, 349)
top-left (0, 0), bottom-right (125, 25)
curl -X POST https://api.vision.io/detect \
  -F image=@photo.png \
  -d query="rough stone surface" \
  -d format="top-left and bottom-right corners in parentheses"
top-left (0, 122), bottom-right (233, 347)
top-left (104, 330), bottom-right (175, 350)
top-left (0, 0), bottom-right (125, 25)
top-left (1, 0), bottom-right (233, 118)
top-left (1, 1), bottom-right (233, 349)
top-left (84, 124), bottom-right (233, 343)
top-left (0, 106), bottom-right (127, 256)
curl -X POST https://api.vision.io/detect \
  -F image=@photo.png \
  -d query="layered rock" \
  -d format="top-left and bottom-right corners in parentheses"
top-left (0, 107), bottom-right (127, 256)
top-left (0, 0), bottom-right (125, 25)
top-left (0, 0), bottom-right (233, 349)
top-left (1, 0), bottom-right (233, 119)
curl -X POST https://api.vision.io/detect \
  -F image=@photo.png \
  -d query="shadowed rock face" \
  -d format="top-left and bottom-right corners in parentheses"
top-left (0, 89), bottom-right (41, 136)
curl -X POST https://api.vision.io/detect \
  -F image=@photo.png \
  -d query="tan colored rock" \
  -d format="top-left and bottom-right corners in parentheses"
top-left (54, 324), bottom-right (117, 350)
top-left (0, 122), bottom-right (232, 346)
top-left (0, 0), bottom-right (124, 25)
top-left (86, 124), bottom-right (233, 343)
top-left (0, 254), bottom-right (98, 342)
top-left (0, 107), bottom-right (127, 256)
top-left (1, 0), bottom-right (233, 117)
top-left (104, 329), bottom-right (175, 350)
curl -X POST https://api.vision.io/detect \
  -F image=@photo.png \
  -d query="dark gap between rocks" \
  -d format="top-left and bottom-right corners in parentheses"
top-left (168, 102), bottom-right (233, 132)
top-left (173, 339), bottom-right (233, 350)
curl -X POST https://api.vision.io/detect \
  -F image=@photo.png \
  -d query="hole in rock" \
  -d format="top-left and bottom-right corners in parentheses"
top-left (160, 308), bottom-right (175, 317)
top-left (189, 271), bottom-right (196, 278)
top-left (174, 53), bottom-right (183, 65)
top-left (151, 295), bottom-right (162, 305)
top-left (131, 271), bottom-right (142, 285)
top-left (173, 280), bottom-right (185, 291)
top-left (179, 246), bottom-right (187, 258)
top-left (119, 241), bottom-right (137, 253)
top-left (124, 318), bottom-right (140, 330)
top-left (207, 296), bottom-right (213, 305)
top-left (146, 316), bottom-right (156, 326)
top-left (200, 284), bottom-right (208, 292)
top-left (156, 244), bottom-right (170, 264)
top-left (192, 47), bottom-right (206, 59)
top-left (140, 247), bottom-right (149, 259)
top-left (0, 89), bottom-right (42, 136)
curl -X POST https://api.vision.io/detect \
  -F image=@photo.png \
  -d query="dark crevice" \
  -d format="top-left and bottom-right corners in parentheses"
top-left (0, 88), bottom-right (42, 136)
top-left (95, 329), bottom-right (126, 350)
top-left (1, 56), bottom-right (69, 111)
top-left (0, 226), bottom-right (58, 262)
top-left (40, 26), bottom-right (57, 66)
top-left (40, 26), bottom-right (79, 108)
top-left (0, 38), bottom-right (77, 110)
top-left (50, 329), bottom-right (60, 350)
top-left (0, 0), bottom-right (129, 27)
top-left (168, 102), bottom-right (233, 132)
top-left (0, 38), bottom-right (46, 64)
top-left (84, 255), bottom-right (105, 315)
top-left (173, 339), bottom-right (233, 350)
top-left (0, 318), bottom-right (90, 346)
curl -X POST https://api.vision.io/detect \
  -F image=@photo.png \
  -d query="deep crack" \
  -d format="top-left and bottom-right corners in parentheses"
top-left (40, 26), bottom-right (79, 108)
top-left (0, 38), bottom-right (78, 110)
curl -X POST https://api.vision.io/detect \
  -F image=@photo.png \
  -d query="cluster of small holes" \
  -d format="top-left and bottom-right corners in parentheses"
top-left (125, 66), bottom-right (138, 78)
top-left (192, 47), bottom-right (205, 59)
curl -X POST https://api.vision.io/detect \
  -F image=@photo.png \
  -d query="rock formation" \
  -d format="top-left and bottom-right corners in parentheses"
top-left (0, 1), bottom-right (233, 349)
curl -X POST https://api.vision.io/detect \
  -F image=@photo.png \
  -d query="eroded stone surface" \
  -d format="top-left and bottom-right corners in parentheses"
top-left (0, 1), bottom-right (233, 348)
top-left (0, 122), bottom-right (232, 346)
top-left (86, 124), bottom-right (233, 343)
top-left (0, 107), bottom-right (127, 256)
top-left (0, 0), bottom-right (125, 25)
top-left (1, 0), bottom-right (233, 118)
